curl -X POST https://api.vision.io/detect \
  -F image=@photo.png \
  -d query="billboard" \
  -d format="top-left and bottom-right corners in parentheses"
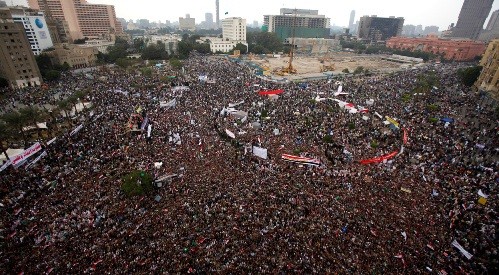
top-left (27, 16), bottom-right (53, 51)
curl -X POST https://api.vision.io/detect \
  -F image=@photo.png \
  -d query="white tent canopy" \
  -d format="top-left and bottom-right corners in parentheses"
top-left (0, 148), bottom-right (24, 162)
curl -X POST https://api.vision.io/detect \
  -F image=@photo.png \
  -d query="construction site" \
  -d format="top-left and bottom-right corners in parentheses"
top-left (243, 51), bottom-right (417, 81)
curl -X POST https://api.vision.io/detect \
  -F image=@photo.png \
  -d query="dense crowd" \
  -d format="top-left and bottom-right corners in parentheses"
top-left (0, 54), bottom-right (497, 274)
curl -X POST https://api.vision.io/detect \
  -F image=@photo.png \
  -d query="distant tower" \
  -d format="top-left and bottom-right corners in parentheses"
top-left (451, 0), bottom-right (494, 39)
top-left (216, 0), bottom-right (220, 28)
top-left (348, 10), bottom-right (355, 31)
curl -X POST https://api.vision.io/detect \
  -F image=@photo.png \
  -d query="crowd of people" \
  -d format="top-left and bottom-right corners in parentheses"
top-left (0, 54), bottom-right (497, 273)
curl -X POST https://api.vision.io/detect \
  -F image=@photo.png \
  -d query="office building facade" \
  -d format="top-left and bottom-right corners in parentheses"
top-left (222, 17), bottom-right (246, 42)
top-left (179, 14), bottom-right (195, 31)
top-left (358, 15), bottom-right (404, 42)
top-left (386, 35), bottom-right (486, 61)
top-left (451, 0), bottom-right (494, 40)
top-left (476, 39), bottom-right (498, 98)
top-left (0, 8), bottom-right (42, 88)
top-left (264, 8), bottom-right (330, 41)
top-left (27, 0), bottom-right (123, 41)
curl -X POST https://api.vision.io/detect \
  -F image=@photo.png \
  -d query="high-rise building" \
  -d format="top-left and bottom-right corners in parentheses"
top-left (222, 17), bottom-right (246, 42)
top-left (451, 0), bottom-right (494, 40)
top-left (485, 10), bottom-right (499, 31)
top-left (358, 15), bottom-right (404, 42)
top-left (0, 1), bottom-right (6, 7)
top-left (215, 0), bottom-right (220, 28)
top-left (27, 0), bottom-right (123, 41)
top-left (179, 14), bottom-right (195, 31)
top-left (263, 8), bottom-right (330, 41)
top-left (423, 26), bottom-right (439, 35)
top-left (0, 8), bottom-right (42, 88)
top-left (476, 39), bottom-right (498, 99)
top-left (8, 6), bottom-right (54, 55)
top-left (403, 24), bottom-right (416, 37)
top-left (348, 10), bottom-right (355, 31)
top-left (415, 24), bottom-right (423, 36)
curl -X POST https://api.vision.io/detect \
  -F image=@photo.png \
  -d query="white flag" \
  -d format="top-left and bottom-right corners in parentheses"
top-left (225, 129), bottom-right (236, 139)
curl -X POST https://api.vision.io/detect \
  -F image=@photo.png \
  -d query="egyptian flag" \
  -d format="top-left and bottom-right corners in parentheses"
top-left (282, 154), bottom-right (321, 166)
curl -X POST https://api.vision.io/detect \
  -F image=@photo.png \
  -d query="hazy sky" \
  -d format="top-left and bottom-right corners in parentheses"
top-left (10, 0), bottom-right (499, 30)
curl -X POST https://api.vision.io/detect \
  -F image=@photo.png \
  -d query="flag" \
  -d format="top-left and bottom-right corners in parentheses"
top-left (225, 129), bottom-right (236, 139)
top-left (258, 89), bottom-right (284, 96)
top-left (225, 12), bottom-right (228, 15)
top-left (359, 151), bottom-right (398, 165)
top-left (282, 154), bottom-right (321, 166)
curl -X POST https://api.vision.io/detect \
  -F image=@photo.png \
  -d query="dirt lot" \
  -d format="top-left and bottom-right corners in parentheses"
top-left (249, 52), bottom-right (409, 76)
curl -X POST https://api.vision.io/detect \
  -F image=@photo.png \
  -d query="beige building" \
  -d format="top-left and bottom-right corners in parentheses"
top-left (0, 7), bottom-right (42, 88)
top-left (222, 17), bottom-right (246, 42)
top-left (27, 0), bottom-right (123, 41)
top-left (179, 14), bottom-right (195, 31)
top-left (45, 43), bottom-right (97, 68)
top-left (476, 39), bottom-right (499, 99)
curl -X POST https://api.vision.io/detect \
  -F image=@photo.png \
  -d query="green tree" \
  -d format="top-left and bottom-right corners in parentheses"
top-left (169, 58), bottom-right (183, 70)
top-left (57, 99), bottom-right (73, 123)
top-left (45, 70), bottom-right (61, 81)
top-left (121, 170), bottom-right (154, 197)
top-left (232, 43), bottom-right (248, 54)
top-left (0, 120), bottom-right (11, 161)
top-left (457, 66), bottom-right (482, 87)
top-left (0, 77), bottom-right (8, 88)
top-left (2, 111), bottom-right (29, 147)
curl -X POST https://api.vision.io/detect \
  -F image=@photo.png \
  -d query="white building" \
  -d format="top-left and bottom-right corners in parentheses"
top-left (146, 34), bottom-right (181, 54)
top-left (10, 8), bottom-right (53, 55)
top-left (210, 17), bottom-right (247, 53)
top-left (222, 17), bottom-right (246, 42)
top-left (79, 39), bottom-right (115, 54)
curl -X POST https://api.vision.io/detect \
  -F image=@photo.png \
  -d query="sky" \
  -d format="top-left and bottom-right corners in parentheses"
top-left (10, 0), bottom-right (499, 30)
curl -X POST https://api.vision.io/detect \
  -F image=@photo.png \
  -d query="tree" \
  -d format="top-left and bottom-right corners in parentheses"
top-left (0, 120), bottom-right (11, 161)
top-left (457, 66), bottom-right (482, 87)
top-left (0, 77), bottom-right (8, 88)
top-left (232, 43), bottom-right (248, 54)
top-left (57, 99), bottom-right (72, 124)
top-left (121, 170), bottom-right (154, 197)
top-left (2, 111), bottom-right (29, 147)
top-left (169, 58), bottom-right (183, 70)
top-left (45, 70), bottom-right (61, 81)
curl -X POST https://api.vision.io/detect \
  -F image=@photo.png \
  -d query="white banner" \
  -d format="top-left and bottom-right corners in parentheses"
top-left (252, 146), bottom-right (268, 159)
top-left (11, 142), bottom-right (42, 166)
top-left (147, 124), bottom-right (152, 138)
top-left (25, 150), bottom-right (47, 170)
top-left (70, 124), bottom-right (84, 136)
top-left (228, 101), bottom-right (244, 108)
top-left (225, 129), bottom-right (236, 139)
top-left (452, 240), bottom-right (473, 260)
top-left (160, 98), bottom-right (176, 108)
top-left (47, 137), bottom-right (57, 145)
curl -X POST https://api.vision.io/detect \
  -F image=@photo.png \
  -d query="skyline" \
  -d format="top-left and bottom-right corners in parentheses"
top-left (9, 0), bottom-right (499, 30)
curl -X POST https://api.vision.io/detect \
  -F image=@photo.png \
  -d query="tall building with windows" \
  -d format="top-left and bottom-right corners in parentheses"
top-left (222, 17), bottom-right (246, 42)
top-left (9, 6), bottom-right (53, 55)
top-left (450, 0), bottom-right (494, 40)
top-left (179, 14), bottom-right (195, 31)
top-left (476, 39), bottom-right (499, 98)
top-left (0, 7), bottom-right (42, 88)
top-left (263, 8), bottom-right (330, 41)
top-left (27, 0), bottom-right (123, 41)
top-left (358, 15), bottom-right (404, 42)
top-left (348, 10), bottom-right (355, 31)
